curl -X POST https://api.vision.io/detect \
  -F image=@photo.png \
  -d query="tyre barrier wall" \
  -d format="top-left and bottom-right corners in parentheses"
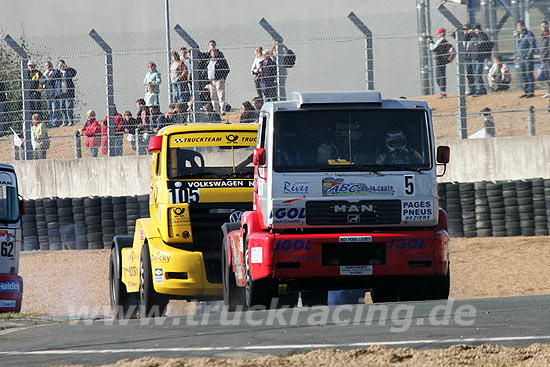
top-left (20, 194), bottom-right (150, 251)
top-left (19, 177), bottom-right (550, 250)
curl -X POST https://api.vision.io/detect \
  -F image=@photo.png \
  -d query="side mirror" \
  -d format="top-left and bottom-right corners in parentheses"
top-left (436, 146), bottom-right (450, 164)
top-left (253, 148), bottom-right (266, 166)
top-left (19, 199), bottom-right (25, 216)
top-left (148, 135), bottom-right (163, 153)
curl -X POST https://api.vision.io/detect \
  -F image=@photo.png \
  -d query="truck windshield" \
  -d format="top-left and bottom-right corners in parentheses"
top-left (273, 109), bottom-right (431, 172)
top-left (0, 171), bottom-right (19, 222)
top-left (167, 145), bottom-right (255, 179)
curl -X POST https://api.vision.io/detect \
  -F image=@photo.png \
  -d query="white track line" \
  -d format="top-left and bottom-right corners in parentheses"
top-left (1, 335), bottom-right (550, 355)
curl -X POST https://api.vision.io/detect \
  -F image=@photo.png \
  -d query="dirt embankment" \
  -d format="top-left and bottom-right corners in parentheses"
top-left (18, 236), bottom-right (550, 315)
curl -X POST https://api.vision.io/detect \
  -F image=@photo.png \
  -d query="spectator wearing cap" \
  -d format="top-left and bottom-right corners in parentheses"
top-left (516, 20), bottom-right (536, 98)
top-left (58, 59), bottom-right (77, 126)
top-left (469, 24), bottom-right (491, 95)
top-left (428, 28), bottom-right (455, 98)
top-left (25, 60), bottom-right (43, 114)
top-left (207, 40), bottom-right (230, 115)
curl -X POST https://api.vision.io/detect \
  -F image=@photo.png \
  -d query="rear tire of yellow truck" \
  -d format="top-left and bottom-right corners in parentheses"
top-left (139, 244), bottom-right (169, 318)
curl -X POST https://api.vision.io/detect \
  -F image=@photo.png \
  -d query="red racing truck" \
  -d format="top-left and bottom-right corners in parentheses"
top-left (222, 91), bottom-right (451, 309)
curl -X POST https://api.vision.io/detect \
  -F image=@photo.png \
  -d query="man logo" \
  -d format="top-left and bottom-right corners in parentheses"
top-left (229, 210), bottom-right (244, 223)
top-left (226, 134), bottom-right (239, 143)
top-left (333, 204), bottom-right (374, 213)
top-left (173, 207), bottom-right (185, 216)
top-left (347, 214), bottom-right (360, 223)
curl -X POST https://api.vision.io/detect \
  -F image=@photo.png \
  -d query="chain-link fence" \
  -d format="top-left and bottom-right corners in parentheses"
top-left (1, 4), bottom-right (550, 161)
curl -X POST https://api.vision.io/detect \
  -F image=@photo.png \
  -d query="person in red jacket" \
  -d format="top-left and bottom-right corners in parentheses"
top-left (101, 110), bottom-right (124, 156)
top-left (82, 110), bottom-right (100, 157)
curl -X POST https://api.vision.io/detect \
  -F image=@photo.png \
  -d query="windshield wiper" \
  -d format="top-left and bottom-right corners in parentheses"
top-left (375, 164), bottom-right (424, 173)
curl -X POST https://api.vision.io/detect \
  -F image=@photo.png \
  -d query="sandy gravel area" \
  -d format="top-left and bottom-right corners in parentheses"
top-left (18, 236), bottom-right (550, 315)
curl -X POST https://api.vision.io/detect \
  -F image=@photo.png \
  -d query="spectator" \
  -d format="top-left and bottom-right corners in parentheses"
top-left (481, 108), bottom-right (495, 137)
top-left (252, 96), bottom-right (263, 112)
top-left (516, 20), bottom-right (536, 98)
top-left (40, 61), bottom-right (62, 127)
top-left (0, 80), bottom-right (6, 135)
top-left (149, 105), bottom-right (167, 134)
top-left (251, 47), bottom-right (264, 99)
top-left (461, 24), bottom-right (476, 95)
top-left (239, 101), bottom-right (256, 123)
top-left (197, 102), bottom-right (221, 123)
top-left (31, 113), bottom-right (49, 159)
top-left (123, 111), bottom-right (139, 151)
top-left (207, 40), bottom-right (230, 115)
top-left (170, 103), bottom-right (187, 124)
top-left (25, 60), bottom-right (43, 114)
top-left (169, 51), bottom-right (184, 103)
top-left (101, 110), bottom-right (124, 156)
top-left (258, 50), bottom-right (277, 101)
top-left (271, 42), bottom-right (291, 100)
top-left (541, 20), bottom-right (550, 98)
top-left (143, 61), bottom-right (161, 98)
top-left (82, 110), bottom-right (100, 158)
top-left (135, 98), bottom-right (150, 155)
top-left (58, 60), bottom-right (77, 126)
top-left (179, 48), bottom-right (191, 103)
top-left (469, 24), bottom-right (491, 96)
top-left (144, 82), bottom-right (159, 107)
top-left (488, 54), bottom-right (510, 91)
top-left (428, 28), bottom-right (455, 99)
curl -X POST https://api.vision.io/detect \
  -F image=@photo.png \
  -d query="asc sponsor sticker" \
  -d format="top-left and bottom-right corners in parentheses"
top-left (0, 300), bottom-right (16, 308)
top-left (339, 236), bottom-right (372, 243)
top-left (402, 199), bottom-right (433, 221)
top-left (250, 247), bottom-right (263, 264)
top-left (340, 265), bottom-right (373, 276)
top-left (0, 282), bottom-right (20, 292)
top-left (154, 268), bottom-right (163, 284)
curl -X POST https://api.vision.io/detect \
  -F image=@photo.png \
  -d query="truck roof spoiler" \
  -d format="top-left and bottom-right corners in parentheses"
top-left (292, 91), bottom-right (382, 108)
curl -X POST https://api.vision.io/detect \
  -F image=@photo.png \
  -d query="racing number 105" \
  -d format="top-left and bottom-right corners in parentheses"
top-left (1, 242), bottom-right (14, 257)
top-left (169, 188), bottom-right (200, 204)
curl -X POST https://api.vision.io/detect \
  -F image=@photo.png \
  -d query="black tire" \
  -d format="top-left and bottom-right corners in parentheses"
top-left (72, 206), bottom-right (85, 215)
top-left (84, 207), bottom-right (101, 216)
top-left (84, 197), bottom-right (101, 207)
top-left (126, 203), bottom-right (140, 210)
top-left (113, 212), bottom-right (127, 220)
top-left (222, 233), bottom-right (244, 311)
top-left (112, 196), bottom-right (126, 205)
top-left (113, 204), bottom-right (126, 212)
top-left (109, 247), bottom-right (138, 319)
top-left (101, 196), bottom-right (112, 205)
top-left (87, 232), bottom-right (103, 242)
top-left (87, 224), bottom-right (103, 233)
top-left (244, 235), bottom-right (274, 309)
top-left (371, 285), bottom-right (399, 303)
top-left (101, 205), bottom-right (114, 213)
top-left (72, 198), bottom-right (84, 206)
top-left (301, 291), bottom-right (329, 306)
top-left (139, 244), bottom-right (169, 318)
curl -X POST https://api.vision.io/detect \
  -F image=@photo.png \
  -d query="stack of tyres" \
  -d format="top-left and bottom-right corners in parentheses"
top-left (44, 197), bottom-right (61, 250)
top-left (84, 197), bottom-right (103, 249)
top-left (532, 178), bottom-right (548, 236)
top-left (112, 197), bottom-right (127, 237)
top-left (36, 199), bottom-right (49, 250)
top-left (21, 199), bottom-right (38, 251)
top-left (72, 197), bottom-right (87, 249)
top-left (101, 196), bottom-right (115, 249)
top-left (138, 194), bottom-right (149, 218)
top-left (502, 181), bottom-right (520, 236)
top-left (459, 182), bottom-right (476, 237)
top-left (126, 196), bottom-right (140, 236)
top-left (437, 182), bottom-right (446, 213)
top-left (486, 182), bottom-right (506, 237)
top-left (445, 182), bottom-right (463, 237)
top-left (474, 182), bottom-right (492, 237)
top-left (516, 180), bottom-right (534, 236)
top-left (57, 198), bottom-right (75, 249)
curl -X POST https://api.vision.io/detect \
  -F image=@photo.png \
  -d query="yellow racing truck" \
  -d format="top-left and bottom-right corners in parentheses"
top-left (109, 123), bottom-right (257, 318)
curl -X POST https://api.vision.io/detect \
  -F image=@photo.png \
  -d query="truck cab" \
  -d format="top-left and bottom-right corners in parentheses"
top-left (0, 164), bottom-right (24, 313)
top-left (223, 91), bottom-right (450, 308)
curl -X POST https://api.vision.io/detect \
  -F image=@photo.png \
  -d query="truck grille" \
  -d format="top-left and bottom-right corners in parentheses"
top-left (306, 200), bottom-right (401, 225)
top-left (322, 242), bottom-right (386, 266)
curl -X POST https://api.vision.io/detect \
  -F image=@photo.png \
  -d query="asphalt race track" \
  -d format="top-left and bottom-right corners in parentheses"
top-left (1, 295), bottom-right (550, 366)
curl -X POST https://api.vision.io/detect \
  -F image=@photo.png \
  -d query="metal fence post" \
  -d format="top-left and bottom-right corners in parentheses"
top-left (174, 24), bottom-right (200, 122)
top-left (456, 30), bottom-right (468, 139)
top-left (528, 105), bottom-right (535, 136)
top-left (89, 29), bottom-right (116, 157)
top-left (75, 131), bottom-right (82, 158)
top-left (347, 12), bottom-right (374, 91)
top-left (415, 1), bottom-right (430, 95)
top-left (135, 130), bottom-right (140, 156)
top-left (3, 34), bottom-right (33, 160)
top-left (259, 18), bottom-right (284, 100)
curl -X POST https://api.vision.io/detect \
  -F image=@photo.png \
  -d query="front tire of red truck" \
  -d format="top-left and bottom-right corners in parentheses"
top-left (244, 235), bottom-right (274, 309)
top-left (221, 223), bottom-right (244, 311)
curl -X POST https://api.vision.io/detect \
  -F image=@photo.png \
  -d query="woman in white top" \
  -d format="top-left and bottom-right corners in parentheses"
top-left (251, 47), bottom-right (264, 99)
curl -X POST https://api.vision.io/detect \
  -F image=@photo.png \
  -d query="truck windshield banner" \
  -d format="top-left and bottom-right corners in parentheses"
top-left (170, 132), bottom-right (257, 147)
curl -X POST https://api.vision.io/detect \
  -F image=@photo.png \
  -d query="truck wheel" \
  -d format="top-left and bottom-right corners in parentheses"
top-left (109, 247), bottom-right (138, 319)
top-left (139, 244), bottom-right (169, 318)
top-left (370, 286), bottom-right (400, 303)
top-left (428, 268), bottom-right (450, 300)
top-left (244, 237), bottom-right (274, 309)
top-left (222, 242), bottom-right (244, 311)
top-left (301, 291), bottom-right (328, 306)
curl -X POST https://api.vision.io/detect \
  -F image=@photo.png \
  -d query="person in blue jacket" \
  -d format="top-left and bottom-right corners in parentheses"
top-left (40, 61), bottom-right (62, 127)
top-left (515, 20), bottom-right (537, 98)
top-left (58, 60), bottom-right (77, 126)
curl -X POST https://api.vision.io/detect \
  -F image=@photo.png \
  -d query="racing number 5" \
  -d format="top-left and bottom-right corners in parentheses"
top-left (1, 242), bottom-right (13, 257)
top-left (404, 175), bottom-right (414, 196)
